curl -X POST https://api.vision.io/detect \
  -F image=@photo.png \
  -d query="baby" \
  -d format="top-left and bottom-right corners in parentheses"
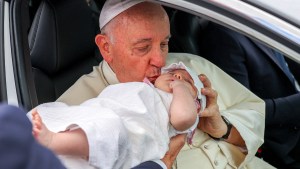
top-left (30, 62), bottom-right (206, 169)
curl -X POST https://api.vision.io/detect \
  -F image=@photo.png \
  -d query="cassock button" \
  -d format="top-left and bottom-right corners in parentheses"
top-left (214, 160), bottom-right (219, 166)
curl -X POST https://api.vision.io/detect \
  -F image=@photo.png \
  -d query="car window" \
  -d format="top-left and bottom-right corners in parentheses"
top-left (244, 0), bottom-right (300, 28)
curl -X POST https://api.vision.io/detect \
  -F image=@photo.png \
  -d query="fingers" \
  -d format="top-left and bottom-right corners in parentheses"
top-left (200, 104), bottom-right (219, 117)
top-left (201, 88), bottom-right (218, 103)
top-left (199, 73), bottom-right (218, 103)
top-left (199, 74), bottom-right (218, 99)
top-left (200, 87), bottom-right (219, 117)
top-left (161, 134), bottom-right (186, 169)
top-left (198, 74), bottom-right (219, 117)
top-left (168, 134), bottom-right (186, 152)
top-left (199, 74), bottom-right (211, 88)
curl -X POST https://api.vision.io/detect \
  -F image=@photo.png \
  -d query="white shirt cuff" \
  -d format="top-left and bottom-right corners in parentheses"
top-left (152, 160), bottom-right (167, 169)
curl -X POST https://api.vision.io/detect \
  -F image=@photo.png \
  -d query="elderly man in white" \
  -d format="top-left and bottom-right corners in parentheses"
top-left (36, 0), bottom-right (275, 168)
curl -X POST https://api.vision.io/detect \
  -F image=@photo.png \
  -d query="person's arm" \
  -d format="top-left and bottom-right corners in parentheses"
top-left (168, 52), bottom-right (265, 167)
top-left (197, 74), bottom-right (245, 147)
top-left (265, 94), bottom-right (300, 126)
top-left (132, 161), bottom-right (163, 169)
top-left (198, 23), bottom-right (299, 146)
top-left (0, 104), bottom-right (66, 169)
top-left (169, 79), bottom-right (198, 131)
top-left (161, 134), bottom-right (186, 168)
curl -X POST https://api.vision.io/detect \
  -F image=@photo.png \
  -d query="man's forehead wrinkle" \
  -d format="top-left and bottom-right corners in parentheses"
top-left (132, 34), bottom-right (170, 46)
top-left (132, 38), bottom-right (152, 45)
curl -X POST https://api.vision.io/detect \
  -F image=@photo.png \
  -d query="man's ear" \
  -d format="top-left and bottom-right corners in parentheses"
top-left (95, 34), bottom-right (112, 62)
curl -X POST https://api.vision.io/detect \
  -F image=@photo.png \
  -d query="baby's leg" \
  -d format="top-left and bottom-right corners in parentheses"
top-left (32, 109), bottom-right (55, 148)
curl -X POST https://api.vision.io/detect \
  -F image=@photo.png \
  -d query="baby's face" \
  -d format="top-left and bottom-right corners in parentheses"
top-left (154, 69), bottom-right (197, 98)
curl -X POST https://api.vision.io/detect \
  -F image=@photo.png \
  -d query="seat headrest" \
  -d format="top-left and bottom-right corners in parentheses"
top-left (28, 0), bottom-right (98, 75)
top-left (169, 10), bottom-right (209, 55)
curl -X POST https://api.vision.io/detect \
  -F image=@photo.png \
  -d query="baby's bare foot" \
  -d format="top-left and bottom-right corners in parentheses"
top-left (32, 109), bottom-right (54, 148)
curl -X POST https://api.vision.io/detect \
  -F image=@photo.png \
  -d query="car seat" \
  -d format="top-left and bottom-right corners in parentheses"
top-left (28, 0), bottom-right (101, 104)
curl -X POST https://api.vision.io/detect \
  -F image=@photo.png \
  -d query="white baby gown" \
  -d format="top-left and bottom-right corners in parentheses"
top-left (28, 82), bottom-right (192, 169)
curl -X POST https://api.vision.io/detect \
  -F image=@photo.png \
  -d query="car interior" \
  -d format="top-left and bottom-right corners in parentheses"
top-left (28, 0), bottom-right (101, 104)
top-left (9, 0), bottom-right (298, 110)
top-left (1, 1), bottom-right (299, 168)
top-left (24, 0), bottom-right (213, 108)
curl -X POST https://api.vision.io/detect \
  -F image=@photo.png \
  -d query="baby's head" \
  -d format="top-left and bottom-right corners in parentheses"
top-left (155, 62), bottom-right (206, 113)
top-left (155, 69), bottom-right (197, 97)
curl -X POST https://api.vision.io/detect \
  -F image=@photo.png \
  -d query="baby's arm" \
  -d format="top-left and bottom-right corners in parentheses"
top-left (169, 80), bottom-right (198, 131)
top-left (32, 110), bottom-right (89, 158)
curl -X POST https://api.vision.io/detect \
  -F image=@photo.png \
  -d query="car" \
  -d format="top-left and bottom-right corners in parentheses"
top-left (1, 0), bottom-right (299, 167)
top-left (1, 0), bottom-right (299, 110)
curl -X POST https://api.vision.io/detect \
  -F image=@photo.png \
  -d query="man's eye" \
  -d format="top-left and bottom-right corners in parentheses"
top-left (161, 43), bottom-right (169, 50)
top-left (137, 46), bottom-right (149, 52)
top-left (134, 46), bottom-right (150, 55)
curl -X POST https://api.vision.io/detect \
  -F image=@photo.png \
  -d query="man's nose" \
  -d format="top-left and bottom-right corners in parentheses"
top-left (150, 48), bottom-right (166, 68)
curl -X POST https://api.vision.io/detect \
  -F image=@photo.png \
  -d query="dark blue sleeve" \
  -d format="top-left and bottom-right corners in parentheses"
top-left (132, 161), bottom-right (163, 169)
top-left (0, 104), bottom-right (66, 169)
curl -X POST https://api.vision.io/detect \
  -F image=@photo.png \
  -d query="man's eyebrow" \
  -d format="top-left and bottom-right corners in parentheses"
top-left (132, 38), bottom-right (152, 46)
top-left (132, 35), bottom-right (171, 46)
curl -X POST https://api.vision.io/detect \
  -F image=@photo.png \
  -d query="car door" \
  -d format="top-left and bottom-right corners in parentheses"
top-left (0, 0), bottom-right (5, 103)
top-left (0, 0), bottom-right (37, 110)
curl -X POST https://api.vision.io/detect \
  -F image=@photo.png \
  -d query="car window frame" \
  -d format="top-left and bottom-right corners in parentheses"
top-left (5, 0), bottom-right (37, 109)
top-left (155, 0), bottom-right (300, 64)
top-left (0, 0), bottom-right (5, 102)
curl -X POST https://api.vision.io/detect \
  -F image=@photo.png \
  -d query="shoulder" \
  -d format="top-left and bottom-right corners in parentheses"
top-left (57, 62), bottom-right (107, 105)
top-left (167, 53), bottom-right (224, 75)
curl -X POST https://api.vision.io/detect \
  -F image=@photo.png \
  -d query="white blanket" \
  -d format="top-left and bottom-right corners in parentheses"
top-left (28, 82), bottom-right (174, 169)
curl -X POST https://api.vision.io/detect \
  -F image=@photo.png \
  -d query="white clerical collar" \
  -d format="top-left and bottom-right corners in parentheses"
top-left (102, 60), bottom-right (119, 85)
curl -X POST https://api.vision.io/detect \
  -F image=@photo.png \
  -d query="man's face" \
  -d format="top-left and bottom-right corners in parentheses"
top-left (108, 5), bottom-right (170, 83)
